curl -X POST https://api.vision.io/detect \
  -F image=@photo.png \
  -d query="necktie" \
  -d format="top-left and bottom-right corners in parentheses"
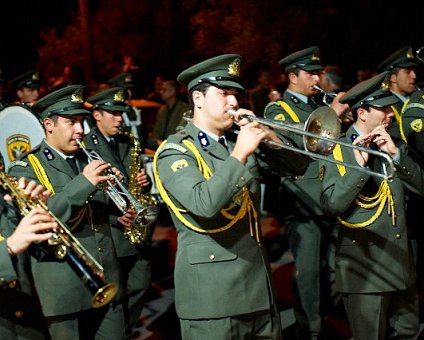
top-left (66, 157), bottom-right (78, 175)
top-left (218, 136), bottom-right (228, 150)
top-left (108, 138), bottom-right (120, 158)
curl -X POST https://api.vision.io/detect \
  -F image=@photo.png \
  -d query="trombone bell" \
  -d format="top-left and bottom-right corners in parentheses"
top-left (304, 106), bottom-right (341, 156)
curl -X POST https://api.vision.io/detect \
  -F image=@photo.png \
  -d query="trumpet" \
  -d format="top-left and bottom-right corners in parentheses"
top-left (76, 140), bottom-right (159, 229)
top-left (314, 85), bottom-right (338, 106)
top-left (228, 107), bottom-right (395, 181)
top-left (0, 172), bottom-right (118, 308)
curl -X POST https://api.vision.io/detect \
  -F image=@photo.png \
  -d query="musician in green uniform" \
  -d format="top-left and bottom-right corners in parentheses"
top-left (320, 71), bottom-right (424, 340)
top-left (263, 46), bottom-right (348, 339)
top-left (377, 46), bottom-right (419, 142)
top-left (84, 86), bottom-right (154, 337)
top-left (8, 85), bottom-right (127, 340)
top-left (153, 54), bottom-right (308, 339)
top-left (0, 178), bottom-right (56, 340)
top-left (11, 69), bottom-right (41, 106)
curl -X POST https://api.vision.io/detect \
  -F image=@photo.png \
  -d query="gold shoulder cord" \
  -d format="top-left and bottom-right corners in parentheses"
top-left (277, 101), bottom-right (301, 122)
top-left (0, 233), bottom-right (4, 241)
top-left (153, 140), bottom-right (258, 237)
top-left (394, 102), bottom-right (407, 143)
top-left (332, 145), bottom-right (395, 228)
top-left (27, 154), bottom-right (86, 229)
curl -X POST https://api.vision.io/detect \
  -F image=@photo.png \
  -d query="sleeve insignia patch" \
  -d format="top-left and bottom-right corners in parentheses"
top-left (411, 119), bottom-right (423, 133)
top-left (171, 159), bottom-right (189, 172)
top-left (274, 113), bottom-right (286, 121)
top-left (8, 160), bottom-right (28, 168)
top-left (319, 165), bottom-right (325, 181)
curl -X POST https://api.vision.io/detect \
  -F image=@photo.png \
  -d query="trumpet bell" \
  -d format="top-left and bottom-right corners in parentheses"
top-left (304, 107), bottom-right (341, 156)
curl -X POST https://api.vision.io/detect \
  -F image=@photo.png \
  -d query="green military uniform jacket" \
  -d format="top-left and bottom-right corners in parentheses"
top-left (320, 125), bottom-right (424, 293)
top-left (0, 193), bottom-right (49, 339)
top-left (264, 91), bottom-right (325, 217)
top-left (401, 89), bottom-right (424, 162)
top-left (153, 99), bottom-right (189, 141)
top-left (7, 140), bottom-right (121, 316)
top-left (387, 97), bottom-right (405, 142)
top-left (155, 122), bottom-right (306, 319)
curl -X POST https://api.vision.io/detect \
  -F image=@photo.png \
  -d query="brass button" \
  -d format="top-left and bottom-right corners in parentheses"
top-left (235, 184), bottom-right (240, 188)
top-left (93, 228), bottom-right (99, 232)
top-left (209, 254), bottom-right (215, 260)
top-left (14, 310), bottom-right (23, 318)
top-left (240, 176), bottom-right (246, 182)
top-left (98, 247), bottom-right (104, 253)
top-left (352, 239), bottom-right (357, 244)
top-left (8, 280), bottom-right (17, 289)
top-left (395, 233), bottom-right (401, 240)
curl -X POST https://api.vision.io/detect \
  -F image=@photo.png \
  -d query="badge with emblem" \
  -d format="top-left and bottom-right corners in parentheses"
top-left (91, 134), bottom-right (99, 145)
top-left (43, 148), bottom-right (55, 160)
top-left (411, 119), bottom-right (423, 133)
top-left (198, 131), bottom-right (210, 147)
top-left (290, 96), bottom-right (300, 104)
top-left (171, 159), bottom-right (189, 172)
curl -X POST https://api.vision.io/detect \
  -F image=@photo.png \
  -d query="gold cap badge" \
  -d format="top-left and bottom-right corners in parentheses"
top-left (228, 58), bottom-right (241, 77)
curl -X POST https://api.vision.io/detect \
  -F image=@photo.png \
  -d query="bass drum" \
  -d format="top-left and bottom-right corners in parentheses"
top-left (0, 104), bottom-right (45, 171)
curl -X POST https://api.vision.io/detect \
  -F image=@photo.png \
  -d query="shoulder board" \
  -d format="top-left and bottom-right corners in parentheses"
top-left (8, 160), bottom-right (29, 168)
top-left (17, 144), bottom-right (41, 159)
top-left (159, 142), bottom-right (188, 154)
top-left (264, 102), bottom-right (280, 112)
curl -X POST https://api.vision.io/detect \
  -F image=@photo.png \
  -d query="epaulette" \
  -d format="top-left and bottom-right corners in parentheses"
top-left (264, 101), bottom-right (280, 113)
top-left (157, 142), bottom-right (188, 155)
top-left (8, 160), bottom-right (29, 168)
top-left (20, 144), bottom-right (41, 158)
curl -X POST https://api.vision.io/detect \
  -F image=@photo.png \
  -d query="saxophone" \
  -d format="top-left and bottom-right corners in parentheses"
top-left (0, 172), bottom-right (118, 308)
top-left (124, 129), bottom-right (160, 245)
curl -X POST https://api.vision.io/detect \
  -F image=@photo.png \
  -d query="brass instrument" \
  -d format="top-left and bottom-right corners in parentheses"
top-left (0, 172), bottom-right (118, 308)
top-left (122, 129), bottom-right (159, 245)
top-left (76, 140), bottom-right (159, 241)
top-left (314, 85), bottom-right (337, 106)
top-left (228, 108), bottom-right (395, 181)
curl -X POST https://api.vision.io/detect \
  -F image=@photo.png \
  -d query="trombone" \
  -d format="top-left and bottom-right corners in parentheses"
top-left (228, 107), bottom-right (396, 181)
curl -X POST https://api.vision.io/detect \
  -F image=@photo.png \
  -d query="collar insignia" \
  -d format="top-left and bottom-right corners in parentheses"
top-left (91, 134), bottom-right (99, 145)
top-left (43, 148), bottom-right (55, 160)
top-left (198, 131), bottom-right (210, 147)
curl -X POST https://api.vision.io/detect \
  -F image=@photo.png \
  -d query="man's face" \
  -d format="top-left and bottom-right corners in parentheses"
top-left (193, 85), bottom-right (238, 134)
top-left (363, 106), bottom-right (394, 131)
top-left (291, 69), bottom-right (320, 96)
top-left (18, 87), bottom-right (39, 104)
top-left (44, 115), bottom-right (85, 155)
top-left (93, 109), bottom-right (123, 138)
top-left (391, 68), bottom-right (417, 96)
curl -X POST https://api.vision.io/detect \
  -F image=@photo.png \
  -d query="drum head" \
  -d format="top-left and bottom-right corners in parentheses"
top-left (0, 105), bottom-right (45, 171)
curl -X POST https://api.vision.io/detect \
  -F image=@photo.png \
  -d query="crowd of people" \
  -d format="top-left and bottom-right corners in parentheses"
top-left (1, 44), bottom-right (424, 340)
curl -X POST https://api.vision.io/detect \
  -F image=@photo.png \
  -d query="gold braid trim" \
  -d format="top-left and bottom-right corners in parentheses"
top-left (28, 154), bottom-right (55, 194)
top-left (27, 154), bottom-right (86, 230)
top-left (277, 101), bottom-right (301, 122)
top-left (332, 146), bottom-right (396, 228)
top-left (0, 234), bottom-right (4, 241)
top-left (153, 139), bottom-right (258, 235)
top-left (398, 100), bottom-right (409, 143)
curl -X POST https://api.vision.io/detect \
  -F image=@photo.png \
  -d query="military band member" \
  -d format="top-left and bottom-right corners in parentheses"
top-left (108, 72), bottom-right (143, 140)
top-left (84, 87), bottom-right (153, 337)
top-left (11, 69), bottom-right (41, 106)
top-left (0, 178), bottom-right (56, 340)
top-left (8, 85), bottom-right (127, 340)
top-left (320, 71), bottom-right (424, 340)
top-left (153, 54), bottom-right (308, 339)
top-left (377, 46), bottom-right (419, 142)
top-left (264, 46), bottom-right (347, 339)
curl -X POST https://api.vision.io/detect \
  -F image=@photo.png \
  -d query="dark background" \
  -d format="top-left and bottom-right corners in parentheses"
top-left (1, 0), bottom-right (424, 94)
